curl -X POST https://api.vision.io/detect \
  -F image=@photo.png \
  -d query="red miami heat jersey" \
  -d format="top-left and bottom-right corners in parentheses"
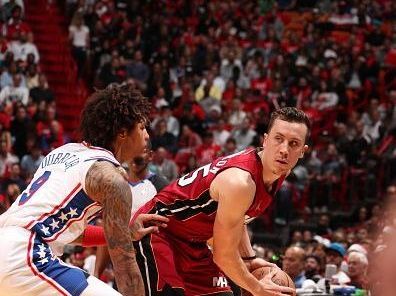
top-left (136, 148), bottom-right (285, 242)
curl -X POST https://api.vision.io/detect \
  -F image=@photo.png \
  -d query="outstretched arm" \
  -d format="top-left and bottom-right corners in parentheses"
top-left (85, 161), bottom-right (144, 296)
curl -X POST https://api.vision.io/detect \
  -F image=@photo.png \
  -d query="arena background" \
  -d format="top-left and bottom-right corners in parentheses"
top-left (0, 0), bottom-right (395, 294)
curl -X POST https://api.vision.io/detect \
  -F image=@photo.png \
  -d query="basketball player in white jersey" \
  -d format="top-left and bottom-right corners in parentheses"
top-left (0, 84), bottom-right (167, 296)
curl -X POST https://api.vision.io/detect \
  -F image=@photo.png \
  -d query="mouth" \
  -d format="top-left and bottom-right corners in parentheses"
top-left (276, 159), bottom-right (288, 165)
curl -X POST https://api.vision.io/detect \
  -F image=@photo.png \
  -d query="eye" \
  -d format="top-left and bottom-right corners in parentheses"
top-left (290, 141), bottom-right (299, 147)
top-left (275, 136), bottom-right (282, 142)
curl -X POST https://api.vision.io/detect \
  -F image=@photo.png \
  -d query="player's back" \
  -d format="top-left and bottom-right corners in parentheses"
top-left (136, 149), bottom-right (277, 242)
top-left (0, 142), bottom-right (119, 254)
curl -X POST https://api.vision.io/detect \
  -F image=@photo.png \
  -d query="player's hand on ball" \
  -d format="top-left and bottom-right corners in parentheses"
top-left (245, 257), bottom-right (278, 272)
top-left (130, 213), bottom-right (169, 241)
top-left (256, 270), bottom-right (296, 296)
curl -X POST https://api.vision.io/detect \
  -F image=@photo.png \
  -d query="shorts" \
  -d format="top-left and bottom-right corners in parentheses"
top-left (0, 226), bottom-right (120, 296)
top-left (134, 231), bottom-right (233, 296)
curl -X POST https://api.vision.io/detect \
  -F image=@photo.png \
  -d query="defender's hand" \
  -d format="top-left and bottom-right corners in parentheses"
top-left (130, 214), bottom-right (169, 241)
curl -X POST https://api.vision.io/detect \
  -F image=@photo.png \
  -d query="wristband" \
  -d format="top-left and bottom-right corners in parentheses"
top-left (82, 225), bottom-right (107, 247)
top-left (241, 255), bottom-right (257, 261)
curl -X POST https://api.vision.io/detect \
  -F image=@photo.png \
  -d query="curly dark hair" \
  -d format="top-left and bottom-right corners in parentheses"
top-left (267, 107), bottom-right (311, 142)
top-left (80, 83), bottom-right (151, 151)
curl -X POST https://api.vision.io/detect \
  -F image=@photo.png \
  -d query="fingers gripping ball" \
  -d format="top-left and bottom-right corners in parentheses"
top-left (242, 266), bottom-right (296, 296)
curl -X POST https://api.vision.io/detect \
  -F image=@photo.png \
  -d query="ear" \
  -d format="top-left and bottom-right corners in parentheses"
top-left (118, 128), bottom-right (128, 139)
top-left (300, 144), bottom-right (309, 158)
top-left (262, 133), bottom-right (268, 147)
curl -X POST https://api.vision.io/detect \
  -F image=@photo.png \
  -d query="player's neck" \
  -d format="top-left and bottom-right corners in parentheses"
top-left (129, 169), bottom-right (149, 182)
top-left (258, 150), bottom-right (281, 187)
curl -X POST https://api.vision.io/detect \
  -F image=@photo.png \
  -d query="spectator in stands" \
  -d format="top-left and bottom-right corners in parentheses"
top-left (10, 31), bottom-right (39, 63)
top-left (36, 104), bottom-right (64, 153)
top-left (347, 251), bottom-right (368, 289)
top-left (25, 64), bottom-right (39, 89)
top-left (29, 73), bottom-right (54, 103)
top-left (195, 72), bottom-right (223, 102)
top-left (98, 55), bottom-right (126, 87)
top-left (69, 13), bottom-right (89, 78)
top-left (228, 98), bottom-right (247, 127)
top-left (195, 131), bottom-right (221, 166)
top-left (232, 117), bottom-right (257, 151)
top-left (221, 137), bottom-right (238, 156)
top-left (282, 246), bottom-right (307, 288)
top-left (212, 118), bottom-right (231, 147)
top-left (178, 124), bottom-right (202, 153)
top-left (20, 142), bottom-right (43, 180)
top-left (10, 105), bottom-right (35, 158)
top-left (324, 243), bottom-right (350, 285)
top-left (317, 214), bottom-right (332, 236)
top-left (311, 80), bottom-right (339, 111)
top-left (220, 49), bottom-right (242, 83)
top-left (0, 120), bottom-right (11, 154)
top-left (203, 105), bottom-right (222, 130)
top-left (179, 154), bottom-right (199, 176)
top-left (2, 162), bottom-right (25, 192)
top-left (126, 50), bottom-right (150, 90)
top-left (150, 146), bottom-right (178, 182)
top-left (151, 118), bottom-right (177, 154)
top-left (0, 73), bottom-right (29, 106)
top-left (362, 108), bottom-right (385, 144)
top-left (6, 5), bottom-right (30, 40)
top-left (151, 105), bottom-right (180, 138)
top-left (304, 254), bottom-right (323, 283)
top-left (0, 138), bottom-right (18, 178)
top-left (0, 182), bottom-right (20, 214)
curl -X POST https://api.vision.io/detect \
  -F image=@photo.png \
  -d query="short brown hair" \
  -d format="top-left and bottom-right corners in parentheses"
top-left (80, 84), bottom-right (150, 151)
top-left (267, 107), bottom-right (311, 142)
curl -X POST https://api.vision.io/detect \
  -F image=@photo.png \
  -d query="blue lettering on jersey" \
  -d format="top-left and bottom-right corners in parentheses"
top-left (41, 152), bottom-right (80, 170)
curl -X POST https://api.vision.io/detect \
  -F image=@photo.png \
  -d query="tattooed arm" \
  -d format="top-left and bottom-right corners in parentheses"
top-left (85, 161), bottom-right (144, 296)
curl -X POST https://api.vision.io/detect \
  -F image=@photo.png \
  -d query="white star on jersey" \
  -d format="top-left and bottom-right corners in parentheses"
top-left (38, 258), bottom-right (49, 265)
top-left (49, 219), bottom-right (60, 230)
top-left (37, 249), bottom-right (46, 259)
top-left (68, 207), bottom-right (78, 218)
top-left (38, 244), bottom-right (46, 252)
top-left (47, 247), bottom-right (56, 261)
top-left (59, 211), bottom-right (68, 222)
top-left (40, 225), bottom-right (50, 236)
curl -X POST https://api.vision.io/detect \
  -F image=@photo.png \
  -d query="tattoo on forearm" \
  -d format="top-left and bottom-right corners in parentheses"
top-left (86, 162), bottom-right (145, 295)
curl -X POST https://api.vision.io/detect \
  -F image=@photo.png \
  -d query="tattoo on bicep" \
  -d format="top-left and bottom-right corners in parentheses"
top-left (86, 162), bottom-right (134, 252)
top-left (86, 162), bottom-right (143, 294)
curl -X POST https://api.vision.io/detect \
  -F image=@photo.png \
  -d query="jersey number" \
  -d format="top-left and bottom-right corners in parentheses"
top-left (178, 150), bottom-right (246, 187)
top-left (19, 171), bottom-right (51, 205)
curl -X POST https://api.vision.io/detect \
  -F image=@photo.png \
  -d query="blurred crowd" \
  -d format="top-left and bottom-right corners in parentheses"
top-left (0, 0), bottom-right (395, 294)
top-left (0, 0), bottom-right (65, 214)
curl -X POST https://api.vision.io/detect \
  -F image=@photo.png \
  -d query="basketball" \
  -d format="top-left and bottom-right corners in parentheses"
top-left (242, 266), bottom-right (296, 296)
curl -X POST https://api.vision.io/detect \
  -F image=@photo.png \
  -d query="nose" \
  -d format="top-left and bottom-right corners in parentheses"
top-left (144, 129), bottom-right (150, 140)
top-left (279, 141), bottom-right (289, 157)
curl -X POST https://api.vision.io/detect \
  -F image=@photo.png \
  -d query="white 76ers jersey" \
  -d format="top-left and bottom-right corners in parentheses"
top-left (0, 142), bottom-right (119, 255)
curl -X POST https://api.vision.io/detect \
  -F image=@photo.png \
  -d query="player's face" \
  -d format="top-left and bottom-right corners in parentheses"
top-left (263, 119), bottom-right (308, 176)
top-left (121, 121), bottom-right (149, 162)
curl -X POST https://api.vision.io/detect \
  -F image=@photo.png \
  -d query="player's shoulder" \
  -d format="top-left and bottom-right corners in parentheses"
top-left (75, 142), bottom-right (119, 165)
top-left (214, 167), bottom-right (255, 189)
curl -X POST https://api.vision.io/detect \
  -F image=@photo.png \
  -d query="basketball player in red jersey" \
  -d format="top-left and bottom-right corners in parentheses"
top-left (133, 107), bottom-right (310, 296)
